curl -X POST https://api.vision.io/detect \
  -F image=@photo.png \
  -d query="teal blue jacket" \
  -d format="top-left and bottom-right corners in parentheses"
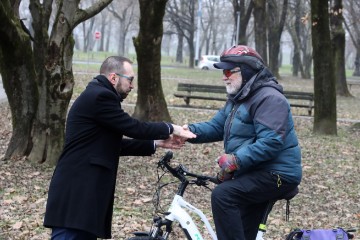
top-left (188, 68), bottom-right (302, 184)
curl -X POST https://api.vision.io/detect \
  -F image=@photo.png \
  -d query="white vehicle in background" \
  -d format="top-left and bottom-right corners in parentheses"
top-left (198, 55), bottom-right (220, 70)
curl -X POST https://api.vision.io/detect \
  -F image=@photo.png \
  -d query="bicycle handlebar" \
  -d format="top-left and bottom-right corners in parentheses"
top-left (158, 151), bottom-right (220, 185)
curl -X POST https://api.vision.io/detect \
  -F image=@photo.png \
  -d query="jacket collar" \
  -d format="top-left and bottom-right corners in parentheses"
top-left (93, 75), bottom-right (124, 102)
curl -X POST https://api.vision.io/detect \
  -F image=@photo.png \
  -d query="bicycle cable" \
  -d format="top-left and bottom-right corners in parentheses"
top-left (153, 166), bottom-right (177, 215)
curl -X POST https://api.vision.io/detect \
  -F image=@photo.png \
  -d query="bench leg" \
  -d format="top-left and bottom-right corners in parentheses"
top-left (184, 97), bottom-right (190, 106)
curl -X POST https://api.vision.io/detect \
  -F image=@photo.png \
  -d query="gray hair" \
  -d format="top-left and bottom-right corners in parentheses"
top-left (99, 56), bottom-right (133, 75)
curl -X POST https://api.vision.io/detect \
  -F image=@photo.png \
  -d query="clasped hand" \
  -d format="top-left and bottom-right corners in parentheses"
top-left (216, 153), bottom-right (239, 183)
top-left (155, 124), bottom-right (196, 149)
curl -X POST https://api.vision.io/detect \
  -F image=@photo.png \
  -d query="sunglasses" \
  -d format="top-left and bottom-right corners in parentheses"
top-left (223, 69), bottom-right (241, 78)
top-left (115, 73), bottom-right (134, 83)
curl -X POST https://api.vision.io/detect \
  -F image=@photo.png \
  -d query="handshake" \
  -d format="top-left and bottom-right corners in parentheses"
top-left (154, 124), bottom-right (196, 149)
top-left (155, 124), bottom-right (239, 184)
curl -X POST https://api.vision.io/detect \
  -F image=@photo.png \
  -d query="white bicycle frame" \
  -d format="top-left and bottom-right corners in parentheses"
top-left (163, 195), bottom-right (264, 240)
top-left (165, 195), bottom-right (217, 240)
top-left (141, 151), bottom-right (265, 240)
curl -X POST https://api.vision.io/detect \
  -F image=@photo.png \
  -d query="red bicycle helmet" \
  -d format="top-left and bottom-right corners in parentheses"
top-left (215, 45), bottom-right (264, 70)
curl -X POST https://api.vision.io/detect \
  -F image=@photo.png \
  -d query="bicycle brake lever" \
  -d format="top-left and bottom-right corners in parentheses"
top-left (208, 176), bottom-right (220, 185)
top-left (194, 179), bottom-right (208, 186)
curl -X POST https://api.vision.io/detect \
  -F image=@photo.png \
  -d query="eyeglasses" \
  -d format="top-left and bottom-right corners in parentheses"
top-left (223, 69), bottom-right (241, 78)
top-left (115, 73), bottom-right (134, 83)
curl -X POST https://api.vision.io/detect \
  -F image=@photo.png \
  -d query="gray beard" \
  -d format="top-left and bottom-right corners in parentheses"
top-left (226, 80), bottom-right (242, 94)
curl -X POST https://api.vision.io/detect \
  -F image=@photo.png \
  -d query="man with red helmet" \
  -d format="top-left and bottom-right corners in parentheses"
top-left (184, 45), bottom-right (302, 239)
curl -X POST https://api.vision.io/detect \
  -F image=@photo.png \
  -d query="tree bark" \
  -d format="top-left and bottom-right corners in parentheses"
top-left (286, 0), bottom-right (306, 78)
top-left (108, 1), bottom-right (137, 56)
top-left (166, 0), bottom-right (196, 68)
top-left (0, 1), bottom-right (38, 159)
top-left (330, 0), bottom-right (351, 97)
top-left (342, 0), bottom-right (360, 77)
top-left (311, 0), bottom-right (337, 135)
top-left (0, 0), bottom-right (113, 165)
top-left (354, 48), bottom-right (360, 76)
top-left (176, 33), bottom-right (184, 63)
top-left (253, 0), bottom-right (268, 64)
top-left (232, 0), bottom-right (254, 45)
top-left (267, 0), bottom-right (288, 79)
top-left (132, 0), bottom-right (171, 122)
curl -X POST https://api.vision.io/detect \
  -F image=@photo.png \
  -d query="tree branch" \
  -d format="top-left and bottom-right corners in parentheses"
top-left (74, 0), bottom-right (113, 26)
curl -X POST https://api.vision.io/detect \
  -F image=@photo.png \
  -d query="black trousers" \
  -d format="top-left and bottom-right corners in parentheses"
top-left (211, 171), bottom-right (298, 240)
top-left (51, 227), bottom-right (97, 240)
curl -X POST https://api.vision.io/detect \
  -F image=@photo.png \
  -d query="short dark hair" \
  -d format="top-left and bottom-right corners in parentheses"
top-left (100, 56), bottom-right (133, 75)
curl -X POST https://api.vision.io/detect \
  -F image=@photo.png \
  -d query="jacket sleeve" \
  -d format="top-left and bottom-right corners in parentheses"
top-left (119, 139), bottom-right (155, 156)
top-left (94, 90), bottom-right (171, 140)
top-left (187, 107), bottom-right (228, 143)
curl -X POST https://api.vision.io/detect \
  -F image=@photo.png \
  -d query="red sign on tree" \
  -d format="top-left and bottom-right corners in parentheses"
top-left (94, 31), bottom-right (101, 40)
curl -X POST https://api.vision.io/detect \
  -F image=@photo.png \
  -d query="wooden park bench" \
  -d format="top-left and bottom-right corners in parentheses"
top-left (173, 83), bottom-right (227, 105)
top-left (283, 91), bottom-right (314, 116)
top-left (174, 83), bottom-right (314, 116)
top-left (347, 78), bottom-right (360, 89)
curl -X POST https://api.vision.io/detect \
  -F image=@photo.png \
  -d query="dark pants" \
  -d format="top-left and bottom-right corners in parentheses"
top-left (51, 227), bottom-right (97, 240)
top-left (211, 171), bottom-right (298, 240)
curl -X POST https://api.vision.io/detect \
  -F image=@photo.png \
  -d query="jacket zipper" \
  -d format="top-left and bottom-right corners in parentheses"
top-left (224, 104), bottom-right (240, 149)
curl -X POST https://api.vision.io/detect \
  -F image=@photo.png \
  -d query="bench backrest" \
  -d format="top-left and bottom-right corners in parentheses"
top-left (177, 83), bottom-right (226, 94)
top-left (177, 83), bottom-right (314, 101)
top-left (283, 91), bottom-right (314, 101)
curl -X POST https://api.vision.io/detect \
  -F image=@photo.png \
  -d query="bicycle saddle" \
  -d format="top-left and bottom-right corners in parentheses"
top-left (277, 186), bottom-right (299, 201)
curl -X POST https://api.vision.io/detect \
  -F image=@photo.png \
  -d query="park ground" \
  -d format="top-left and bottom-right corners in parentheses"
top-left (0, 71), bottom-right (359, 239)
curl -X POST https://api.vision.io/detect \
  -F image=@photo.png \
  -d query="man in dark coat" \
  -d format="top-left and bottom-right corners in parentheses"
top-left (43, 56), bottom-right (196, 239)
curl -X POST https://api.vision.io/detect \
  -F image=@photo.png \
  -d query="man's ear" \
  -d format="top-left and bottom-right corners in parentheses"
top-left (108, 73), bottom-right (116, 85)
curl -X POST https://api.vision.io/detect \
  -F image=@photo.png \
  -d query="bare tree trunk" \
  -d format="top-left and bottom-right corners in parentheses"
top-left (343, 0), bottom-right (360, 77)
top-left (132, 0), bottom-right (171, 122)
top-left (353, 44), bottom-right (360, 76)
top-left (166, 0), bottom-right (196, 68)
top-left (187, 31), bottom-right (195, 68)
top-left (85, 17), bottom-right (96, 52)
top-left (108, 1), bottom-right (137, 57)
top-left (303, 40), bottom-right (313, 79)
top-left (99, 12), bottom-right (107, 52)
top-left (0, 3), bottom-right (38, 159)
top-left (232, 0), bottom-right (254, 45)
top-left (286, 0), bottom-right (305, 78)
top-left (311, 0), bottom-right (337, 135)
top-left (105, 22), bottom-right (112, 52)
top-left (267, 0), bottom-right (288, 79)
top-left (330, 0), bottom-right (351, 96)
top-left (176, 33), bottom-right (184, 63)
top-left (253, 0), bottom-right (268, 64)
top-left (0, 0), bottom-right (113, 165)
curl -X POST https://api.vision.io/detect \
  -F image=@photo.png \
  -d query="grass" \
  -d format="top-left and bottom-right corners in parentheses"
top-left (0, 63), bottom-right (359, 240)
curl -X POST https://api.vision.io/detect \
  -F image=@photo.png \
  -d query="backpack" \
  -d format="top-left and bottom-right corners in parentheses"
top-left (285, 228), bottom-right (354, 240)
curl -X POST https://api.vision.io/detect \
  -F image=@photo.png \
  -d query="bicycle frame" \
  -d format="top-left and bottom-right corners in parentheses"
top-left (165, 193), bottom-right (217, 240)
top-left (129, 151), bottom-right (263, 240)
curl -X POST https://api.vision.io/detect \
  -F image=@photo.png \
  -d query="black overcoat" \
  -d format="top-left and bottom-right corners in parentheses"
top-left (44, 75), bottom-right (171, 238)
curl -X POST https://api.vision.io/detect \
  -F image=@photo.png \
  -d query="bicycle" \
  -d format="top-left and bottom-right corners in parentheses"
top-left (126, 151), bottom-right (298, 240)
top-left (126, 150), bottom-right (219, 240)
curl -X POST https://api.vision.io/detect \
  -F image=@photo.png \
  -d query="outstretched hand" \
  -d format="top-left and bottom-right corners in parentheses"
top-left (172, 124), bottom-right (196, 139)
